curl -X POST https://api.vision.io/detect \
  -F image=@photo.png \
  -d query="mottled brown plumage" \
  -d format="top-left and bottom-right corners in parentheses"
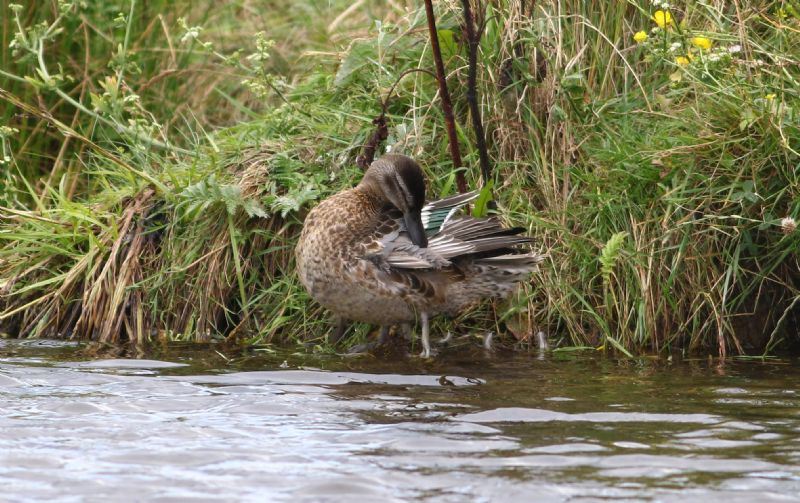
top-left (295, 154), bottom-right (543, 357)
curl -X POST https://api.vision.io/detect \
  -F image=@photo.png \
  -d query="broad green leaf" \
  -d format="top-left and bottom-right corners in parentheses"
top-left (472, 180), bottom-right (495, 218)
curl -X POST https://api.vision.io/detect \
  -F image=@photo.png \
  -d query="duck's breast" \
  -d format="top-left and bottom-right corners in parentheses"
top-left (295, 191), bottom-right (416, 325)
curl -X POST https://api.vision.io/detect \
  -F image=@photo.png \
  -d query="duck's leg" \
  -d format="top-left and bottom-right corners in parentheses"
top-left (376, 325), bottom-right (391, 345)
top-left (483, 331), bottom-right (495, 351)
top-left (399, 323), bottom-right (412, 342)
top-left (420, 312), bottom-right (432, 358)
top-left (329, 317), bottom-right (349, 345)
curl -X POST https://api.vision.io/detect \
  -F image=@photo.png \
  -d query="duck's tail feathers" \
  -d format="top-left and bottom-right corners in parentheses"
top-left (443, 252), bottom-right (545, 312)
top-left (471, 252), bottom-right (544, 297)
top-left (473, 252), bottom-right (545, 273)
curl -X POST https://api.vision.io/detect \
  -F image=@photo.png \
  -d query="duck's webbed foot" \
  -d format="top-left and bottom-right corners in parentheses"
top-left (347, 326), bottom-right (392, 354)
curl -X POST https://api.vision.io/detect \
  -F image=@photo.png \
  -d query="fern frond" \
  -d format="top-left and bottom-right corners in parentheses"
top-left (600, 231), bottom-right (628, 285)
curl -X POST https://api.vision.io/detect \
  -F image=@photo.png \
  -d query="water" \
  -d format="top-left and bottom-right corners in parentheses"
top-left (1, 339), bottom-right (799, 502)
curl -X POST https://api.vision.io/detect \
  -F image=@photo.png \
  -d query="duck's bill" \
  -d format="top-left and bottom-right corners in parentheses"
top-left (404, 210), bottom-right (429, 248)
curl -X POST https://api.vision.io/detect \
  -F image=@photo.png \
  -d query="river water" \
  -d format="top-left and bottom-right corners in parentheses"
top-left (1, 339), bottom-right (799, 502)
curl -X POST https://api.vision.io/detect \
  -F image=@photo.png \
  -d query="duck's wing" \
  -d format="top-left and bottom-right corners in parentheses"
top-left (364, 188), bottom-right (536, 270)
top-left (420, 190), bottom-right (480, 235)
top-left (379, 190), bottom-right (482, 269)
top-left (369, 208), bottom-right (450, 269)
top-left (364, 197), bottom-right (542, 304)
top-left (383, 216), bottom-right (535, 271)
top-left (428, 216), bottom-right (534, 258)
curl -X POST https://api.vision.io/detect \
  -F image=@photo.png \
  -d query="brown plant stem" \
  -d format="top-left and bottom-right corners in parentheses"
top-left (356, 113), bottom-right (389, 170)
top-left (423, 0), bottom-right (467, 193)
top-left (460, 0), bottom-right (492, 189)
top-left (357, 68), bottom-right (438, 170)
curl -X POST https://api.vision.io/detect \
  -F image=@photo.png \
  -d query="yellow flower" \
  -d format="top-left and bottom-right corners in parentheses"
top-left (691, 36), bottom-right (713, 50)
top-left (633, 31), bottom-right (648, 43)
top-left (675, 56), bottom-right (690, 66)
top-left (652, 10), bottom-right (673, 28)
top-left (765, 93), bottom-right (777, 100)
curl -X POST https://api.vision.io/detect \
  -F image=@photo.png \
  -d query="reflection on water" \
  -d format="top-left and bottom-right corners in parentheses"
top-left (1, 339), bottom-right (799, 502)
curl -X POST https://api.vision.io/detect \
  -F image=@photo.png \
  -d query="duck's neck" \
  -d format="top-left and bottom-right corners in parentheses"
top-left (353, 184), bottom-right (387, 215)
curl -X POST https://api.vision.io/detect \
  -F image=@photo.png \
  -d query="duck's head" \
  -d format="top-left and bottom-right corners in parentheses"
top-left (358, 154), bottom-right (428, 248)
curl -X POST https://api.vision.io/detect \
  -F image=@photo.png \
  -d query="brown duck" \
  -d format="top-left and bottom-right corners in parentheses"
top-left (295, 154), bottom-right (542, 357)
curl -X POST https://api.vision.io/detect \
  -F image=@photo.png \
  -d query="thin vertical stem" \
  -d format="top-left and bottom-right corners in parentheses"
top-left (460, 0), bottom-right (492, 188)
top-left (423, 0), bottom-right (467, 193)
top-left (228, 214), bottom-right (249, 321)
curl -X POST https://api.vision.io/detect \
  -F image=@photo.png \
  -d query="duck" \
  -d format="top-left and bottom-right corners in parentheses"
top-left (295, 154), bottom-right (543, 357)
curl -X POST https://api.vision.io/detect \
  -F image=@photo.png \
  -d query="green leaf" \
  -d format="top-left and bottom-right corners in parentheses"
top-left (437, 29), bottom-right (457, 59)
top-left (270, 184), bottom-right (319, 217)
top-left (561, 72), bottom-right (585, 93)
top-left (472, 180), bottom-right (495, 218)
top-left (600, 231), bottom-right (628, 285)
top-left (179, 175), bottom-right (268, 218)
top-left (334, 42), bottom-right (372, 88)
top-left (219, 185), bottom-right (242, 215)
top-left (242, 199), bottom-right (268, 218)
top-left (439, 171), bottom-right (456, 198)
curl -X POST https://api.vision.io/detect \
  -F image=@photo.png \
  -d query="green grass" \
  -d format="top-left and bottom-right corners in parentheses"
top-left (1, 0), bottom-right (798, 356)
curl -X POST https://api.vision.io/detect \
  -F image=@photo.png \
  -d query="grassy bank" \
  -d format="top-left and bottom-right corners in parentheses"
top-left (1, 0), bottom-right (798, 355)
